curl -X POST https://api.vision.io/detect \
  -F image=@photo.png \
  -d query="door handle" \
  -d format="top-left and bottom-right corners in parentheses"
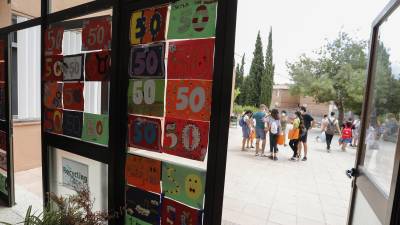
top-left (346, 168), bottom-right (357, 179)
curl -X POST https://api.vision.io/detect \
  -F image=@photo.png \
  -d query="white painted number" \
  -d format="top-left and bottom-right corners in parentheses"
top-left (132, 80), bottom-right (156, 105)
top-left (87, 27), bottom-right (105, 46)
top-left (176, 87), bottom-right (206, 112)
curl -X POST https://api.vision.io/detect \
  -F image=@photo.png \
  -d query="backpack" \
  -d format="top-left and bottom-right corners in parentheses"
top-left (239, 117), bottom-right (246, 127)
top-left (270, 120), bottom-right (279, 134)
top-left (342, 127), bottom-right (352, 139)
top-left (326, 119), bottom-right (336, 135)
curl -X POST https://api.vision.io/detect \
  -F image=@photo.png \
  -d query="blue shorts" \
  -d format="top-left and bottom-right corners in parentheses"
top-left (242, 126), bottom-right (250, 138)
top-left (256, 128), bottom-right (266, 140)
top-left (339, 138), bottom-right (352, 144)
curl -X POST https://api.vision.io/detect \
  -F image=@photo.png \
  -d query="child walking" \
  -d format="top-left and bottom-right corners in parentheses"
top-left (268, 109), bottom-right (281, 161)
top-left (339, 121), bottom-right (353, 151)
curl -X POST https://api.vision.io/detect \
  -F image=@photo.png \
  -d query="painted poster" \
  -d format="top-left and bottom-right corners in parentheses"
top-left (125, 213), bottom-right (151, 225)
top-left (127, 79), bottom-right (165, 117)
top-left (168, 39), bottom-right (215, 80)
top-left (161, 197), bottom-right (203, 225)
top-left (82, 16), bottom-right (112, 51)
top-left (127, 115), bottom-right (162, 152)
top-left (81, 113), bottom-right (109, 145)
top-left (63, 110), bottom-right (83, 138)
top-left (126, 186), bottom-right (161, 225)
top-left (168, 0), bottom-right (217, 40)
top-left (125, 154), bottom-right (161, 193)
top-left (162, 162), bottom-right (206, 209)
top-left (44, 108), bottom-right (63, 134)
top-left (0, 82), bottom-right (5, 120)
top-left (0, 173), bottom-right (7, 195)
top-left (129, 43), bottom-right (165, 78)
top-left (62, 54), bottom-right (84, 81)
top-left (44, 26), bottom-right (64, 55)
top-left (0, 39), bottom-right (4, 60)
top-left (163, 117), bottom-right (209, 161)
top-left (0, 62), bottom-right (5, 82)
top-left (44, 82), bottom-right (63, 109)
top-left (130, 6), bottom-right (168, 45)
top-left (0, 131), bottom-right (6, 151)
top-left (165, 80), bottom-right (212, 122)
top-left (63, 82), bottom-right (84, 111)
top-left (43, 55), bottom-right (64, 81)
top-left (62, 158), bottom-right (89, 190)
top-left (0, 151), bottom-right (6, 171)
top-left (85, 50), bottom-right (111, 81)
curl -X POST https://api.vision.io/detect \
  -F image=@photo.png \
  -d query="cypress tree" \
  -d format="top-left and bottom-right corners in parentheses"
top-left (246, 32), bottom-right (265, 106)
top-left (235, 54), bottom-right (245, 105)
top-left (261, 27), bottom-right (275, 107)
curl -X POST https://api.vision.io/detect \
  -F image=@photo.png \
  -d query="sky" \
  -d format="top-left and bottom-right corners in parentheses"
top-left (234, 0), bottom-right (389, 84)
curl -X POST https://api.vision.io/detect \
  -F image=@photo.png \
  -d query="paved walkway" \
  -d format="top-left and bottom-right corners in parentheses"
top-left (222, 127), bottom-right (356, 225)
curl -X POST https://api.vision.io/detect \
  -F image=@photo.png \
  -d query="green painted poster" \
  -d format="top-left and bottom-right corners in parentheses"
top-left (125, 214), bottom-right (151, 225)
top-left (81, 113), bottom-right (109, 145)
top-left (162, 162), bottom-right (206, 209)
top-left (0, 173), bottom-right (7, 195)
top-left (127, 79), bottom-right (165, 117)
top-left (167, 0), bottom-right (217, 40)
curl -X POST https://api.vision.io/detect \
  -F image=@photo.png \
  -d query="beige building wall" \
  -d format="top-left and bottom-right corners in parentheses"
top-left (300, 96), bottom-right (330, 117)
top-left (11, 0), bottom-right (40, 18)
top-left (13, 122), bottom-right (41, 172)
top-left (271, 88), bottom-right (299, 109)
top-left (0, 1), bottom-right (11, 28)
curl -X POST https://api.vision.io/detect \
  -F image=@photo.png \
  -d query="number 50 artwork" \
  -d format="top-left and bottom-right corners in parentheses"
top-left (82, 16), bottom-right (112, 51)
top-left (130, 6), bottom-right (168, 45)
top-left (127, 79), bottom-right (165, 117)
top-left (129, 43), bottom-right (165, 78)
top-left (166, 80), bottom-right (212, 122)
top-left (128, 115), bottom-right (161, 152)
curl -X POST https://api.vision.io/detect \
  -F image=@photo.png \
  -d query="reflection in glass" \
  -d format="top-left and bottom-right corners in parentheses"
top-left (363, 10), bottom-right (400, 196)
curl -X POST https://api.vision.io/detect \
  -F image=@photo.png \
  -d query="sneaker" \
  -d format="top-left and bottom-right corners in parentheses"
top-left (273, 156), bottom-right (278, 161)
top-left (302, 157), bottom-right (307, 161)
top-left (251, 146), bottom-right (255, 148)
top-left (290, 157), bottom-right (297, 161)
top-left (255, 153), bottom-right (259, 156)
top-left (268, 155), bottom-right (273, 159)
top-left (261, 154), bottom-right (268, 157)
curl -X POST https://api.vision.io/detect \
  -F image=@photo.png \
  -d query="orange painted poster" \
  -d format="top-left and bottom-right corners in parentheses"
top-left (125, 154), bottom-right (161, 193)
top-left (166, 80), bottom-right (212, 122)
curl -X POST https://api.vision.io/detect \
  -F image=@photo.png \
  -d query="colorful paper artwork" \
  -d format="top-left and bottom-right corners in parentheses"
top-left (81, 113), bottom-right (109, 145)
top-left (130, 6), bottom-right (168, 45)
top-left (0, 131), bottom-right (6, 151)
top-left (0, 83), bottom-right (5, 120)
top-left (0, 62), bottom-right (5, 82)
top-left (0, 151), bottom-right (6, 171)
top-left (125, 155), bottom-right (161, 193)
top-left (85, 50), bottom-right (111, 81)
top-left (127, 79), bottom-right (165, 117)
top-left (168, 0), bottom-right (217, 40)
top-left (168, 39), bottom-right (215, 80)
top-left (0, 39), bottom-right (4, 60)
top-left (0, 173), bottom-right (7, 195)
top-left (161, 198), bottom-right (203, 225)
top-left (126, 186), bottom-right (161, 225)
top-left (82, 16), bottom-right (112, 51)
top-left (62, 54), bottom-right (84, 81)
top-left (44, 26), bottom-right (64, 55)
top-left (127, 115), bottom-right (162, 152)
top-left (63, 110), bottom-right (83, 138)
top-left (166, 80), bottom-right (212, 122)
top-left (43, 55), bottom-right (64, 81)
top-left (129, 43), bottom-right (165, 78)
top-left (63, 82), bottom-right (84, 111)
top-left (44, 108), bottom-right (63, 134)
top-left (44, 82), bottom-right (63, 109)
top-left (125, 213), bottom-right (152, 225)
top-left (162, 162), bottom-right (206, 209)
top-left (163, 117), bottom-right (209, 161)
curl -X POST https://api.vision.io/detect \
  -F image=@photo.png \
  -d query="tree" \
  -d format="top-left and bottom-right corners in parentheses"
top-left (288, 32), bottom-right (367, 123)
top-left (246, 32), bottom-right (265, 106)
top-left (261, 27), bottom-right (274, 107)
top-left (235, 54), bottom-right (246, 105)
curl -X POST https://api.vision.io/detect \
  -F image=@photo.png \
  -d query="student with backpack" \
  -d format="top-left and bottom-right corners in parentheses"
top-left (321, 112), bottom-right (341, 152)
top-left (268, 109), bottom-right (281, 161)
top-left (240, 110), bottom-right (253, 151)
top-left (339, 121), bottom-right (353, 151)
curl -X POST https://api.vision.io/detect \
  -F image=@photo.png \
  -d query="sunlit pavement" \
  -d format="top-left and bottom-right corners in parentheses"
top-left (222, 127), bottom-right (356, 225)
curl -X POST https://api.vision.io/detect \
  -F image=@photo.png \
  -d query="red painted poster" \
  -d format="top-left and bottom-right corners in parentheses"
top-left (0, 82), bottom-right (5, 120)
top-left (0, 62), bottom-right (5, 82)
top-left (163, 117), bottom-right (209, 161)
top-left (125, 154), bottom-right (161, 193)
top-left (43, 108), bottom-right (63, 134)
top-left (127, 115), bottom-right (161, 152)
top-left (166, 80), bottom-right (212, 122)
top-left (82, 16), bottom-right (112, 51)
top-left (0, 39), bottom-right (4, 60)
top-left (130, 6), bottom-right (168, 45)
top-left (43, 55), bottom-right (64, 81)
top-left (168, 39), bottom-right (215, 80)
top-left (161, 198), bottom-right (203, 225)
top-left (0, 131), bottom-right (6, 152)
top-left (44, 26), bottom-right (64, 55)
top-left (0, 150), bottom-right (6, 171)
top-left (85, 50), bottom-right (111, 81)
top-left (44, 82), bottom-right (63, 109)
top-left (63, 82), bottom-right (84, 111)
